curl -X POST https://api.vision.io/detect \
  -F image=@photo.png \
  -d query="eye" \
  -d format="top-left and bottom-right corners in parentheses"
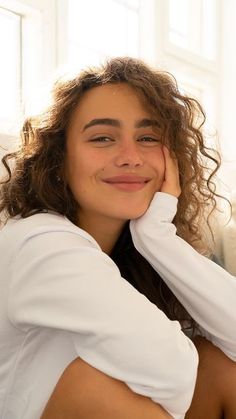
top-left (138, 136), bottom-right (161, 145)
top-left (89, 136), bottom-right (115, 144)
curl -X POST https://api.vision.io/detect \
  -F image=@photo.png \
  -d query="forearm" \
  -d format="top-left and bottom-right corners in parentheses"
top-left (130, 192), bottom-right (236, 360)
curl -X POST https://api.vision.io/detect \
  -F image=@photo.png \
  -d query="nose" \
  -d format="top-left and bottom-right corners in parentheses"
top-left (114, 141), bottom-right (144, 168)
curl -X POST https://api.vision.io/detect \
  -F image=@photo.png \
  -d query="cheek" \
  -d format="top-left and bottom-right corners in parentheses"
top-left (65, 147), bottom-right (90, 178)
top-left (65, 150), bottom-right (105, 195)
top-left (64, 152), bottom-right (85, 194)
top-left (151, 149), bottom-right (165, 177)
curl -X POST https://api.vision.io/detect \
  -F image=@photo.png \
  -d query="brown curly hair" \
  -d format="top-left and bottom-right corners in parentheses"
top-left (0, 57), bottom-right (224, 330)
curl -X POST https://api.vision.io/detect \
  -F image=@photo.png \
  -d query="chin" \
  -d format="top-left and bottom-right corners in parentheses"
top-left (128, 212), bottom-right (147, 220)
top-left (119, 207), bottom-right (150, 221)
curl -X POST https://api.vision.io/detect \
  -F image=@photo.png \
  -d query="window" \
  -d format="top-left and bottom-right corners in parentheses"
top-left (167, 0), bottom-right (218, 62)
top-left (64, 0), bottom-right (140, 69)
top-left (0, 0), bottom-right (56, 175)
top-left (168, 0), bottom-right (188, 49)
top-left (0, 6), bottom-right (21, 133)
top-left (154, 0), bottom-right (220, 152)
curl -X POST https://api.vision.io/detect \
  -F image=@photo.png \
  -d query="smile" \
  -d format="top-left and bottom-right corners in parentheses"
top-left (102, 175), bottom-right (151, 192)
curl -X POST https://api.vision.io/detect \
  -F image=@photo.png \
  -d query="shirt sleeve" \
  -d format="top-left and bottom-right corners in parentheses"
top-left (130, 192), bottom-right (236, 362)
top-left (8, 224), bottom-right (198, 419)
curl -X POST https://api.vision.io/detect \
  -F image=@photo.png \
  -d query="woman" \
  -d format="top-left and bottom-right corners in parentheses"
top-left (0, 57), bottom-right (235, 419)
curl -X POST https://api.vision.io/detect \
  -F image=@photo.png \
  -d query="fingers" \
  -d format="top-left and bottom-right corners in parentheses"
top-left (160, 146), bottom-right (181, 198)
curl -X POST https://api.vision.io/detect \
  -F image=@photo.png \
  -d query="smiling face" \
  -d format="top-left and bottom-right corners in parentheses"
top-left (65, 83), bottom-right (165, 233)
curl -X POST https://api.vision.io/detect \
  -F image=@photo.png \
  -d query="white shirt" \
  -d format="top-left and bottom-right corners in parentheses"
top-left (0, 192), bottom-right (236, 419)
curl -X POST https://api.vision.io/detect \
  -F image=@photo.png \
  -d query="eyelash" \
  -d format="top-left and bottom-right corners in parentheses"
top-left (138, 137), bottom-right (160, 143)
top-left (90, 136), bottom-right (160, 143)
top-left (90, 137), bottom-right (114, 143)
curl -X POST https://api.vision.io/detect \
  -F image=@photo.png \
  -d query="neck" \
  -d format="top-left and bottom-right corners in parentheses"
top-left (77, 212), bottom-right (126, 254)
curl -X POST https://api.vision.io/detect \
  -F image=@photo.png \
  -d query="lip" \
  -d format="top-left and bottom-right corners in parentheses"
top-left (103, 175), bottom-right (151, 183)
top-left (102, 175), bottom-right (151, 192)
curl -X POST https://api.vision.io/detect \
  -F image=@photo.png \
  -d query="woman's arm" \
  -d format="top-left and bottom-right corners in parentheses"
top-left (8, 216), bottom-right (198, 418)
top-left (130, 150), bottom-right (236, 361)
top-left (41, 357), bottom-right (172, 419)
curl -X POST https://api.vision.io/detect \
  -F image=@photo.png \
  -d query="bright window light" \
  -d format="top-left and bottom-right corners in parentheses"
top-left (125, 0), bottom-right (139, 7)
top-left (67, 0), bottom-right (140, 69)
top-left (168, 0), bottom-right (217, 61)
top-left (168, 0), bottom-right (188, 48)
top-left (202, 0), bottom-right (217, 60)
top-left (0, 7), bottom-right (21, 124)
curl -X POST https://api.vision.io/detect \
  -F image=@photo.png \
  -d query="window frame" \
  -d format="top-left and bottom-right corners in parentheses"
top-left (162, 0), bottom-right (221, 73)
top-left (0, 0), bottom-right (58, 172)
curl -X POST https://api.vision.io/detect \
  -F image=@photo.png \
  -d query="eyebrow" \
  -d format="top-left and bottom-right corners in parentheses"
top-left (82, 118), bottom-right (160, 131)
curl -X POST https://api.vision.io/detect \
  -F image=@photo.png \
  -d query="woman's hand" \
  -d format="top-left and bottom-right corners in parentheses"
top-left (160, 146), bottom-right (181, 198)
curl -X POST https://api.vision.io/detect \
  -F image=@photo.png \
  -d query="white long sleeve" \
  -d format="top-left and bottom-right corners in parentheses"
top-left (0, 212), bottom-right (199, 419)
top-left (130, 192), bottom-right (236, 361)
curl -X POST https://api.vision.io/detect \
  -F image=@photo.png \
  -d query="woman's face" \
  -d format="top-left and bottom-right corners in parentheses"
top-left (65, 83), bottom-right (165, 226)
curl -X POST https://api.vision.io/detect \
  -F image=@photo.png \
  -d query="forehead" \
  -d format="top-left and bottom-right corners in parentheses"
top-left (82, 82), bottom-right (145, 106)
top-left (69, 83), bottom-right (152, 128)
